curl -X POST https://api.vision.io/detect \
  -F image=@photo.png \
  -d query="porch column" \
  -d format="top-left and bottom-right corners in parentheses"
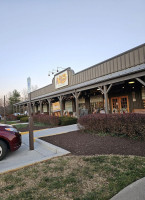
top-left (72, 98), bottom-right (76, 112)
top-left (85, 96), bottom-right (90, 114)
top-left (47, 99), bottom-right (51, 116)
top-left (72, 91), bottom-right (81, 118)
top-left (58, 96), bottom-right (63, 116)
top-left (104, 85), bottom-right (108, 114)
top-left (98, 84), bottom-right (112, 114)
top-left (15, 105), bottom-right (18, 113)
top-left (19, 105), bottom-right (21, 113)
top-left (27, 103), bottom-right (29, 115)
top-left (39, 100), bottom-right (43, 114)
top-left (47, 102), bottom-right (49, 113)
top-left (23, 105), bottom-right (25, 114)
top-left (32, 102), bottom-right (35, 114)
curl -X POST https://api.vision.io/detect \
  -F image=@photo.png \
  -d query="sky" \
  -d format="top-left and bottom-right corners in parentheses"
top-left (0, 0), bottom-right (145, 99)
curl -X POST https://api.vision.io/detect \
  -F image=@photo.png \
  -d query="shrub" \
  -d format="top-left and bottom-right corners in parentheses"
top-left (78, 113), bottom-right (145, 139)
top-left (20, 116), bottom-right (29, 122)
top-left (6, 115), bottom-right (17, 121)
top-left (59, 116), bottom-right (77, 126)
top-left (33, 114), bottom-right (60, 127)
top-left (17, 115), bottom-right (26, 120)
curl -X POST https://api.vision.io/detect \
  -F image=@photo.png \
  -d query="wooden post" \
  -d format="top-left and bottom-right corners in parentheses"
top-left (40, 100), bottom-right (43, 114)
top-left (28, 92), bottom-right (34, 150)
top-left (59, 96), bottom-right (63, 116)
top-left (23, 105), bottom-right (25, 114)
top-left (47, 99), bottom-right (51, 116)
top-left (72, 91), bottom-right (81, 118)
top-left (104, 85), bottom-right (108, 114)
top-left (15, 106), bottom-right (18, 113)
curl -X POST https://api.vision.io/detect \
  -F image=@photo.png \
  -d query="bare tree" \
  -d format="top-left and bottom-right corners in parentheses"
top-left (21, 85), bottom-right (38, 101)
top-left (0, 98), bottom-right (4, 115)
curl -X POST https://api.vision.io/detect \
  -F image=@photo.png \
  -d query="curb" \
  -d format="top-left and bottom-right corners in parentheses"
top-left (35, 138), bottom-right (70, 154)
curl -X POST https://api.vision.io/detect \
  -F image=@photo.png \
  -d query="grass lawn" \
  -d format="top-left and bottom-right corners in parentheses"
top-left (0, 120), bottom-right (19, 125)
top-left (0, 155), bottom-right (145, 200)
top-left (13, 122), bottom-right (49, 131)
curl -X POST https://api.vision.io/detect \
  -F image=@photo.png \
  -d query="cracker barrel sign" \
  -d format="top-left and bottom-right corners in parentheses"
top-left (55, 70), bottom-right (68, 89)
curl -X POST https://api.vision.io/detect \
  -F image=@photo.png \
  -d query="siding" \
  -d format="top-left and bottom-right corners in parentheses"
top-left (31, 44), bottom-right (145, 99)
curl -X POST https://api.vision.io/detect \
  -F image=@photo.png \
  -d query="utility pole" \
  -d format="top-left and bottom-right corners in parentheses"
top-left (4, 96), bottom-right (6, 124)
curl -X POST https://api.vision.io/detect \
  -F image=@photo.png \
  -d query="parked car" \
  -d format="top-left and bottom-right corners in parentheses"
top-left (13, 113), bottom-right (21, 116)
top-left (0, 124), bottom-right (21, 161)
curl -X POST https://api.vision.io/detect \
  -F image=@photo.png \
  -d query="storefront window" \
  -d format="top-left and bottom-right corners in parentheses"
top-left (90, 95), bottom-right (104, 113)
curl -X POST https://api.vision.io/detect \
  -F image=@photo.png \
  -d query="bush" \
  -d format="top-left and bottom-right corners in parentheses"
top-left (17, 115), bottom-right (26, 120)
top-left (59, 116), bottom-right (77, 126)
top-left (78, 113), bottom-right (145, 139)
top-left (33, 114), bottom-right (60, 127)
top-left (20, 116), bottom-right (29, 122)
top-left (6, 115), bottom-right (17, 121)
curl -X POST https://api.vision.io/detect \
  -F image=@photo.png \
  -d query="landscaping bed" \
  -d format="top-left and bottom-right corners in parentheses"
top-left (41, 130), bottom-right (145, 157)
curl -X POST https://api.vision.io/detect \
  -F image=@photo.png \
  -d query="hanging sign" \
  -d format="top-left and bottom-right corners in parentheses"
top-left (52, 102), bottom-right (60, 112)
top-left (27, 77), bottom-right (31, 94)
top-left (55, 71), bottom-right (68, 89)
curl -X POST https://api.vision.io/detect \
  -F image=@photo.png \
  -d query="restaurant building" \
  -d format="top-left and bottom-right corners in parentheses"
top-left (14, 44), bottom-right (145, 117)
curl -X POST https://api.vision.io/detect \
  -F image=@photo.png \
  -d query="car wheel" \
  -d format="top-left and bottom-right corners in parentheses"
top-left (0, 140), bottom-right (7, 161)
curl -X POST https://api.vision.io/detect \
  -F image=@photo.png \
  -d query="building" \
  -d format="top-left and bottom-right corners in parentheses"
top-left (14, 44), bottom-right (145, 117)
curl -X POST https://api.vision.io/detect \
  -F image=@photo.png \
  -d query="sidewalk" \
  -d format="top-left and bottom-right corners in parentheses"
top-left (0, 124), bottom-right (79, 174)
top-left (111, 177), bottom-right (145, 200)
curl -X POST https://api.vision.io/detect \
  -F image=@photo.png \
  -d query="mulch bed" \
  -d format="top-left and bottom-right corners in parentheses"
top-left (41, 131), bottom-right (145, 157)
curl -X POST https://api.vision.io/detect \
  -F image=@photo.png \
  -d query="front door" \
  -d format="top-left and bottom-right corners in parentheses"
top-left (111, 96), bottom-right (129, 113)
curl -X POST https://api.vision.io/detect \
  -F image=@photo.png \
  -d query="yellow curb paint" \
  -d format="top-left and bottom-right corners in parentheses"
top-left (20, 128), bottom-right (51, 135)
top-left (33, 132), bottom-right (65, 142)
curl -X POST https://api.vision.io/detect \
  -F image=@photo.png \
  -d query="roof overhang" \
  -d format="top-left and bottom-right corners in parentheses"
top-left (14, 63), bottom-right (145, 106)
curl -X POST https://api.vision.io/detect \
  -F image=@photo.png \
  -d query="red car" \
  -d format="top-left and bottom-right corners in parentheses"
top-left (0, 124), bottom-right (21, 161)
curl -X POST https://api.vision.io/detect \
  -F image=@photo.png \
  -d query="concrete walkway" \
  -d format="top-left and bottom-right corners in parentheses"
top-left (0, 124), bottom-right (79, 174)
top-left (111, 177), bottom-right (145, 200)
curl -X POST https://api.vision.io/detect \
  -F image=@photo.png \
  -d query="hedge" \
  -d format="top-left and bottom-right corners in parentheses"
top-left (59, 116), bottom-right (77, 126)
top-left (6, 115), bottom-right (17, 121)
top-left (78, 113), bottom-right (145, 139)
top-left (33, 114), bottom-right (60, 127)
top-left (20, 116), bottom-right (29, 122)
top-left (33, 114), bottom-right (78, 127)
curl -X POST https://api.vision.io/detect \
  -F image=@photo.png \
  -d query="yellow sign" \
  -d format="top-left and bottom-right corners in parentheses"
top-left (55, 71), bottom-right (68, 89)
top-left (52, 102), bottom-right (60, 112)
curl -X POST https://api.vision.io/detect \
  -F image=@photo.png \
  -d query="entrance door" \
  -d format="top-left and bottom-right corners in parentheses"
top-left (111, 96), bottom-right (129, 113)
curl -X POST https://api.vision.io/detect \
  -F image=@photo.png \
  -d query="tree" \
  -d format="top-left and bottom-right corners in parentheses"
top-left (0, 98), bottom-right (4, 115)
top-left (8, 90), bottom-right (21, 109)
top-left (21, 85), bottom-right (38, 101)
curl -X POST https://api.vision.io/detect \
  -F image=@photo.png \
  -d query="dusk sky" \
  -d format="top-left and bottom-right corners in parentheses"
top-left (0, 0), bottom-right (145, 99)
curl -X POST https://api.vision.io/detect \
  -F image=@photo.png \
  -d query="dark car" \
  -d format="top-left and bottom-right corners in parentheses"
top-left (0, 124), bottom-right (21, 161)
